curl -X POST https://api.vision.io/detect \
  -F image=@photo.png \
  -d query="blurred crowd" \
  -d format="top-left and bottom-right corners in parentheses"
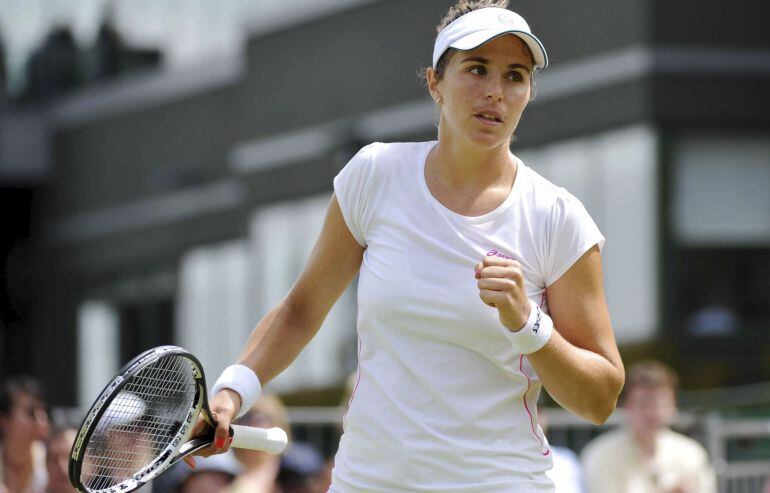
top-left (0, 5), bottom-right (160, 105)
top-left (2, 361), bottom-right (769, 493)
top-left (0, 377), bottom-right (331, 493)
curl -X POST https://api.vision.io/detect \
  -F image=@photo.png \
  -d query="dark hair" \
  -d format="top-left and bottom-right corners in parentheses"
top-left (0, 375), bottom-right (46, 416)
top-left (437, 0), bottom-right (511, 31)
top-left (426, 0), bottom-right (538, 99)
top-left (625, 360), bottom-right (679, 393)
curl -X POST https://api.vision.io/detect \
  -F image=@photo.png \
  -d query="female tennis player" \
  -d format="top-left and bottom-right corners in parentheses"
top-left (201, 1), bottom-right (624, 491)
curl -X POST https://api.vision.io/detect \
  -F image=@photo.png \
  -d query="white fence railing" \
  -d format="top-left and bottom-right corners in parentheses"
top-left (286, 407), bottom-right (770, 493)
top-left (52, 405), bottom-right (770, 491)
top-left (702, 414), bottom-right (770, 493)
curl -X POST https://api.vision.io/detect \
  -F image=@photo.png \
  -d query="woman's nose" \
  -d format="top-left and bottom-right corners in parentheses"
top-left (485, 80), bottom-right (503, 100)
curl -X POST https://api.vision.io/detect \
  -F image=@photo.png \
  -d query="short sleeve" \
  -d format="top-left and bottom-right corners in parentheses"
top-left (544, 192), bottom-right (605, 287)
top-left (333, 143), bottom-right (380, 247)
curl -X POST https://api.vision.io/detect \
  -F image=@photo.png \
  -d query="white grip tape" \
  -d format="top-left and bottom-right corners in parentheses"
top-left (211, 364), bottom-right (261, 419)
top-left (230, 425), bottom-right (288, 454)
top-left (504, 300), bottom-right (554, 354)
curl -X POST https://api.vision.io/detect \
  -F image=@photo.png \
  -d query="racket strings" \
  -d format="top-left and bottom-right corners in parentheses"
top-left (81, 355), bottom-right (198, 492)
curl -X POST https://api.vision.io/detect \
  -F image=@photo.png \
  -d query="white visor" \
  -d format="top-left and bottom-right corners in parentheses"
top-left (432, 8), bottom-right (548, 69)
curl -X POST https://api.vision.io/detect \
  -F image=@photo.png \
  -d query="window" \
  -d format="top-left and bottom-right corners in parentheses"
top-left (677, 248), bottom-right (770, 337)
top-left (671, 134), bottom-right (770, 340)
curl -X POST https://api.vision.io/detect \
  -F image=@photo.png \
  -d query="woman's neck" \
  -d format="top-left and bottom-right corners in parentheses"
top-left (430, 134), bottom-right (515, 191)
top-left (425, 136), bottom-right (518, 217)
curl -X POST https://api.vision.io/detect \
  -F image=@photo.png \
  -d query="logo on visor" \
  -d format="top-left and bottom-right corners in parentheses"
top-left (498, 13), bottom-right (518, 26)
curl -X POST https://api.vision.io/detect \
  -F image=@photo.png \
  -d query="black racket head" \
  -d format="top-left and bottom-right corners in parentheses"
top-left (69, 346), bottom-right (211, 493)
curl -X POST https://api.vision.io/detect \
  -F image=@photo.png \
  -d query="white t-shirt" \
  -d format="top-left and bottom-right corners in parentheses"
top-left (331, 141), bottom-right (604, 493)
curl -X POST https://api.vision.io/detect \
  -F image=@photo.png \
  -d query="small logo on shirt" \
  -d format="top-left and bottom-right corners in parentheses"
top-left (486, 249), bottom-right (514, 260)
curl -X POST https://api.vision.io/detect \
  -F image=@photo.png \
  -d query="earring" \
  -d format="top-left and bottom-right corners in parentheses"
top-left (436, 96), bottom-right (443, 104)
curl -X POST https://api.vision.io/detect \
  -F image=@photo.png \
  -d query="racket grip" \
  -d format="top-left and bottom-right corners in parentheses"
top-left (230, 425), bottom-right (288, 454)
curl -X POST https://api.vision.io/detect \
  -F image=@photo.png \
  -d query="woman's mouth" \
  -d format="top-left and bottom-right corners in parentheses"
top-left (475, 112), bottom-right (504, 125)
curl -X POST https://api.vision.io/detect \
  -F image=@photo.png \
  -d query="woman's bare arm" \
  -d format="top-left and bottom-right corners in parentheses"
top-left (476, 245), bottom-right (624, 425)
top-left (201, 194), bottom-right (363, 454)
top-left (527, 246), bottom-right (624, 424)
top-left (237, 195), bottom-right (364, 382)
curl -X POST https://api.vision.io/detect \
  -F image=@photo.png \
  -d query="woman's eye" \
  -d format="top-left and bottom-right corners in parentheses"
top-left (470, 66), bottom-right (486, 76)
top-left (508, 71), bottom-right (524, 81)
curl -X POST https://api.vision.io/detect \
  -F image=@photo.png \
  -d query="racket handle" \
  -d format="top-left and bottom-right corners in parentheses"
top-left (230, 425), bottom-right (288, 454)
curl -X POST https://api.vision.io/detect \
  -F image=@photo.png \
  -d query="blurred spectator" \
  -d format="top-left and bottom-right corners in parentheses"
top-left (92, 391), bottom-right (157, 490)
top-left (177, 452), bottom-right (241, 493)
top-left (91, 1), bottom-right (122, 80)
top-left (15, 3), bottom-right (162, 103)
top-left (685, 281), bottom-right (739, 337)
top-left (88, 7), bottom-right (160, 82)
top-left (0, 376), bottom-right (50, 493)
top-left (686, 304), bottom-right (739, 337)
top-left (45, 427), bottom-right (77, 493)
top-left (276, 442), bottom-right (326, 493)
top-left (23, 26), bottom-right (80, 102)
top-left (539, 407), bottom-right (585, 493)
top-left (227, 393), bottom-right (290, 493)
top-left (581, 360), bottom-right (716, 493)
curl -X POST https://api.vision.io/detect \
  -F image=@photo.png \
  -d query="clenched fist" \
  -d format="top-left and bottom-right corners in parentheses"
top-left (475, 255), bottom-right (531, 333)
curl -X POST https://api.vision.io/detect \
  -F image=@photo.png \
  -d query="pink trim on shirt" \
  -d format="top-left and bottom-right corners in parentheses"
top-left (519, 354), bottom-right (550, 456)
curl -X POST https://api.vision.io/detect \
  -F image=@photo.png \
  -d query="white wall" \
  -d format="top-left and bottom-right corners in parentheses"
top-left (175, 193), bottom-right (358, 394)
top-left (176, 240), bottom-right (253, 382)
top-left (518, 125), bottom-right (659, 343)
top-left (77, 300), bottom-right (120, 408)
top-left (249, 193), bottom-right (357, 392)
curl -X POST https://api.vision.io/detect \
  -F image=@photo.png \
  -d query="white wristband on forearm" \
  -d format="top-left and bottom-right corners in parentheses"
top-left (211, 364), bottom-right (262, 419)
top-left (504, 300), bottom-right (554, 354)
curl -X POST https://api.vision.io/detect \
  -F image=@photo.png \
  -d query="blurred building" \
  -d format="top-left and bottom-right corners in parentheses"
top-left (1, 33), bottom-right (6, 97)
top-left (23, 26), bottom-right (81, 103)
top-left (1, 0), bottom-right (769, 407)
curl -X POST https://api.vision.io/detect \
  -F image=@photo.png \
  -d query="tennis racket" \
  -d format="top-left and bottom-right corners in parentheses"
top-left (68, 345), bottom-right (288, 493)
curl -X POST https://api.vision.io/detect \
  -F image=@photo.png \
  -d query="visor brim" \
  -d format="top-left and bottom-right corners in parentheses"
top-left (449, 29), bottom-right (548, 69)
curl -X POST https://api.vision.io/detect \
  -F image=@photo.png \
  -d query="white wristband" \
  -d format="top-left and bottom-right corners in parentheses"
top-left (504, 300), bottom-right (554, 354)
top-left (211, 364), bottom-right (262, 419)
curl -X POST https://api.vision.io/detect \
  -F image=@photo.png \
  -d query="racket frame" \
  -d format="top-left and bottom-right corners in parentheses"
top-left (69, 345), bottom-right (213, 493)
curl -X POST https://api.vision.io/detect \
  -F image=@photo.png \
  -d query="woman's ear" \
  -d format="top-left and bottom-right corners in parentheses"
top-left (426, 67), bottom-right (442, 104)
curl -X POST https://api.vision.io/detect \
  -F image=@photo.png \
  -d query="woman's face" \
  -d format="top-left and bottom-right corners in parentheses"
top-left (429, 34), bottom-right (533, 150)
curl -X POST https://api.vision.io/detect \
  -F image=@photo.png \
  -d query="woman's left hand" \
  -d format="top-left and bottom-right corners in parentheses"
top-left (475, 255), bottom-right (531, 332)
